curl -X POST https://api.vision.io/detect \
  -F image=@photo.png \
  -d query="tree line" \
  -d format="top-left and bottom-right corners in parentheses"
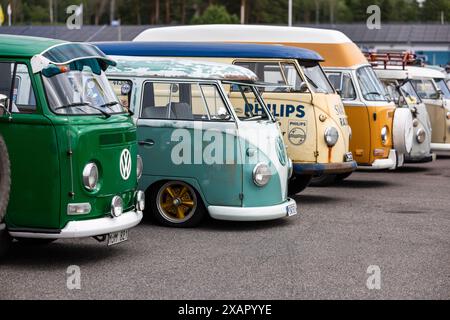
top-left (1, 0), bottom-right (448, 26)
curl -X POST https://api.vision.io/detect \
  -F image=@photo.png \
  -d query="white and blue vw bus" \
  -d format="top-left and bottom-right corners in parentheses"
top-left (96, 41), bottom-right (356, 193)
top-left (105, 57), bottom-right (296, 227)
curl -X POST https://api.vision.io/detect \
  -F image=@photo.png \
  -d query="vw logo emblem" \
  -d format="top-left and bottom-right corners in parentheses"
top-left (120, 149), bottom-right (132, 180)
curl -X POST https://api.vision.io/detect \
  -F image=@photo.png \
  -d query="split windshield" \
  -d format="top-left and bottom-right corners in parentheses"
top-left (356, 66), bottom-right (388, 101)
top-left (411, 79), bottom-right (440, 100)
top-left (300, 62), bottom-right (334, 94)
top-left (399, 81), bottom-right (422, 105)
top-left (434, 78), bottom-right (450, 99)
top-left (43, 60), bottom-right (125, 116)
top-left (226, 83), bottom-right (272, 121)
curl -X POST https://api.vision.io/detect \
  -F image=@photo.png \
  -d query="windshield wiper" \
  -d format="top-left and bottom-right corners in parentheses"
top-left (363, 92), bottom-right (384, 99)
top-left (243, 115), bottom-right (266, 121)
top-left (56, 102), bottom-right (110, 118)
top-left (304, 74), bottom-right (318, 89)
top-left (88, 104), bottom-right (111, 118)
top-left (97, 101), bottom-right (118, 111)
top-left (98, 101), bottom-right (134, 116)
top-left (55, 102), bottom-right (91, 111)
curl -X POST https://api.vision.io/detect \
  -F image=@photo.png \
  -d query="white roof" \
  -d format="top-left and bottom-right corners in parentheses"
top-left (374, 65), bottom-right (446, 80)
top-left (405, 66), bottom-right (446, 79)
top-left (374, 67), bottom-right (409, 80)
top-left (106, 56), bottom-right (258, 81)
top-left (134, 25), bottom-right (353, 44)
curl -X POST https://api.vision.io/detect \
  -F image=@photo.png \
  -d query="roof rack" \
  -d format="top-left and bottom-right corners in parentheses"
top-left (364, 52), bottom-right (421, 69)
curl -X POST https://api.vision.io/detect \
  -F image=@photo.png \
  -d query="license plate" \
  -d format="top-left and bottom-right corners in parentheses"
top-left (286, 204), bottom-right (298, 217)
top-left (107, 230), bottom-right (128, 246)
top-left (344, 152), bottom-right (354, 162)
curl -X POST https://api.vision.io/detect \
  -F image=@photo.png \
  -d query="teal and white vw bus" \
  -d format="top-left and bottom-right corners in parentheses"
top-left (106, 57), bottom-right (297, 227)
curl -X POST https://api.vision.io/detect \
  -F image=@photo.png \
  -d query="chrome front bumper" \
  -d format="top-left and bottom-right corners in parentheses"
top-left (208, 198), bottom-right (297, 221)
top-left (358, 149), bottom-right (399, 170)
top-left (9, 210), bottom-right (143, 239)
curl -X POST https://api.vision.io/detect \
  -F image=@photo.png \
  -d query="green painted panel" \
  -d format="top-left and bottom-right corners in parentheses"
top-left (137, 121), bottom-right (243, 207)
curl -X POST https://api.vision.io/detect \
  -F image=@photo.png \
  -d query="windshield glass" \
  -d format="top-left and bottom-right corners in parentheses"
top-left (43, 62), bottom-right (124, 115)
top-left (434, 78), bottom-right (450, 99)
top-left (356, 66), bottom-right (388, 101)
top-left (300, 63), bottom-right (334, 94)
top-left (381, 79), bottom-right (399, 102)
top-left (226, 83), bottom-right (272, 121)
top-left (411, 79), bottom-right (439, 100)
top-left (399, 81), bottom-right (422, 105)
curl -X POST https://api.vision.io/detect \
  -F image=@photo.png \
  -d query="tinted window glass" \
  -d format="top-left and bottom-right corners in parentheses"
top-left (0, 62), bottom-right (37, 114)
top-left (141, 81), bottom-right (231, 121)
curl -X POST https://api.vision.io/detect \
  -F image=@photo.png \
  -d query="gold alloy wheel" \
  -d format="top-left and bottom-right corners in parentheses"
top-left (156, 181), bottom-right (197, 223)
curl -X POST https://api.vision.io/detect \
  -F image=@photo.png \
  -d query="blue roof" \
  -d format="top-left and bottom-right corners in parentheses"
top-left (94, 41), bottom-right (324, 61)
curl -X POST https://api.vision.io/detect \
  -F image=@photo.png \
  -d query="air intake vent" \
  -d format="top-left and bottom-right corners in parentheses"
top-left (99, 131), bottom-right (136, 146)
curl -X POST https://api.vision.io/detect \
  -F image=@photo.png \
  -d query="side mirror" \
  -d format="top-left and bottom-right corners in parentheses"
top-left (217, 107), bottom-right (231, 121)
top-left (335, 88), bottom-right (342, 96)
top-left (299, 82), bottom-right (309, 93)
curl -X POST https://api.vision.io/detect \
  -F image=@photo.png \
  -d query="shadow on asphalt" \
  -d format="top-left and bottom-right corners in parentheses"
top-left (198, 216), bottom-right (290, 232)
top-left (1, 241), bottom-right (123, 268)
top-left (292, 194), bottom-right (341, 204)
top-left (436, 154), bottom-right (450, 160)
top-left (334, 179), bottom-right (395, 188)
top-left (389, 166), bottom-right (430, 173)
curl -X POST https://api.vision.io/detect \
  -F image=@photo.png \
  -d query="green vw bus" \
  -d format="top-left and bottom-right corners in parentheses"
top-left (0, 35), bottom-right (144, 255)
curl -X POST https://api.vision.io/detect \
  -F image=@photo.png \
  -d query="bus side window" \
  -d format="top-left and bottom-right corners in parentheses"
top-left (281, 63), bottom-right (303, 92)
top-left (327, 72), bottom-right (356, 100)
top-left (141, 81), bottom-right (213, 121)
top-left (327, 72), bottom-right (342, 91)
top-left (0, 62), bottom-right (14, 115)
top-left (13, 64), bottom-right (37, 114)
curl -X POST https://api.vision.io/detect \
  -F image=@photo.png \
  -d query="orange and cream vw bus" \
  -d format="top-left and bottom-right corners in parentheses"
top-left (134, 25), bottom-right (413, 170)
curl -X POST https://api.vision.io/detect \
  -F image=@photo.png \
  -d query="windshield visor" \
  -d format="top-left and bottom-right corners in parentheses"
top-left (32, 43), bottom-right (116, 74)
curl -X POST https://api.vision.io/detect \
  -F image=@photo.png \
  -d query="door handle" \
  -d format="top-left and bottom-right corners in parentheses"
top-left (138, 139), bottom-right (155, 146)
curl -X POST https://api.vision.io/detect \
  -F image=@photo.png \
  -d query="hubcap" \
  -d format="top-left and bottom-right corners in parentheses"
top-left (157, 182), bottom-right (197, 223)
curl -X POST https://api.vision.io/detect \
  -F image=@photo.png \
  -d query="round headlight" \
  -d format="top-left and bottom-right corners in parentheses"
top-left (82, 162), bottom-right (99, 191)
top-left (416, 128), bottom-right (426, 143)
top-left (135, 190), bottom-right (145, 212)
top-left (412, 119), bottom-right (419, 127)
top-left (446, 112), bottom-right (450, 120)
top-left (381, 126), bottom-right (389, 145)
top-left (253, 163), bottom-right (272, 187)
top-left (324, 127), bottom-right (339, 147)
top-left (111, 196), bottom-right (123, 217)
top-left (137, 155), bottom-right (143, 180)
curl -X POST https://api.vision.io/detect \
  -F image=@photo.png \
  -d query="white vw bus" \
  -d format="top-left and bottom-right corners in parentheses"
top-left (404, 66), bottom-right (450, 151)
top-left (365, 53), bottom-right (435, 162)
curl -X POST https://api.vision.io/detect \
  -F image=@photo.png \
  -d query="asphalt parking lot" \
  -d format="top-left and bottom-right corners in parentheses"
top-left (1, 153), bottom-right (449, 300)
